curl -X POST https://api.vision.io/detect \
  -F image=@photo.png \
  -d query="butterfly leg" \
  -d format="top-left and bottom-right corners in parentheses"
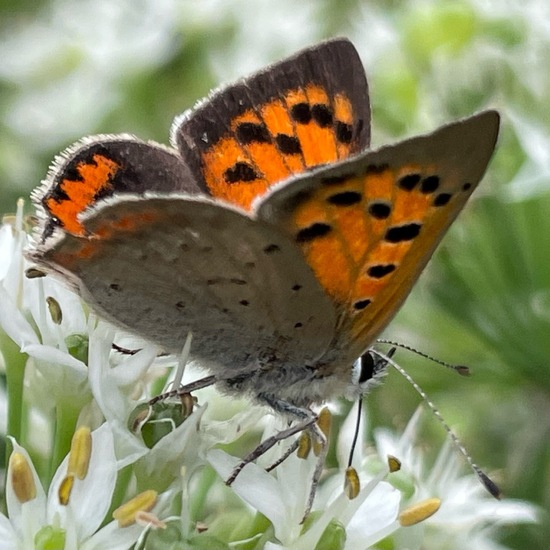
top-left (265, 438), bottom-right (300, 472)
top-left (226, 395), bottom-right (327, 519)
top-left (148, 374), bottom-right (217, 405)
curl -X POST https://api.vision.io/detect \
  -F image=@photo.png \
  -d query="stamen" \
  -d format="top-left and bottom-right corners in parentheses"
top-left (297, 431), bottom-right (312, 459)
top-left (179, 392), bottom-right (195, 418)
top-left (113, 490), bottom-right (158, 527)
top-left (135, 510), bottom-right (166, 529)
top-left (58, 426), bottom-right (93, 505)
top-left (313, 407), bottom-right (331, 456)
top-left (387, 455), bottom-right (402, 473)
top-left (46, 296), bottom-right (63, 324)
top-left (344, 466), bottom-right (360, 499)
top-left (68, 426), bottom-right (92, 479)
top-left (10, 452), bottom-right (37, 503)
top-left (399, 497), bottom-right (441, 526)
top-left (26, 267), bottom-right (46, 279)
top-left (58, 475), bottom-right (74, 506)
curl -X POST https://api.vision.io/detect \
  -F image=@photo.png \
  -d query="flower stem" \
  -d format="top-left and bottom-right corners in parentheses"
top-left (49, 399), bottom-right (81, 484)
top-left (1, 331), bottom-right (28, 509)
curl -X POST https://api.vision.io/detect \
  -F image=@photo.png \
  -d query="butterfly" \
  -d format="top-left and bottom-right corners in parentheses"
top-left (27, 38), bottom-right (500, 513)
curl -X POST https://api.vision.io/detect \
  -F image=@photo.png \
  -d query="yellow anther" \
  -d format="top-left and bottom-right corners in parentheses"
top-left (399, 497), bottom-right (441, 526)
top-left (344, 466), bottom-right (360, 499)
top-left (58, 475), bottom-right (74, 505)
top-left (25, 267), bottom-right (46, 279)
top-left (46, 296), bottom-right (63, 325)
top-left (313, 407), bottom-right (331, 456)
top-left (68, 427), bottom-right (92, 479)
top-left (179, 392), bottom-right (195, 418)
top-left (10, 452), bottom-right (37, 503)
top-left (387, 455), bottom-right (402, 473)
top-left (297, 431), bottom-right (312, 459)
top-left (113, 490), bottom-right (158, 528)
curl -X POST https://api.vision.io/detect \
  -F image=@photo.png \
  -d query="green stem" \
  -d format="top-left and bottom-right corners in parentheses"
top-left (2, 334), bottom-right (27, 443)
top-left (49, 399), bottom-right (81, 484)
top-left (1, 331), bottom-right (28, 511)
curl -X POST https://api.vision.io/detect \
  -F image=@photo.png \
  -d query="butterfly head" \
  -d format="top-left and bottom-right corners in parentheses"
top-left (347, 347), bottom-right (396, 399)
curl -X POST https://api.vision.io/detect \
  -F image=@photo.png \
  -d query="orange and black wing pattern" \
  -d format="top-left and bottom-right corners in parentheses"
top-left (172, 38), bottom-right (370, 211)
top-left (35, 138), bottom-right (197, 241)
top-left (258, 111), bottom-right (500, 359)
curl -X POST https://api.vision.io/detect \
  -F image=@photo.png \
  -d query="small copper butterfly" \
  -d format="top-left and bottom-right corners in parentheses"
top-left (27, 38), bottom-right (500, 511)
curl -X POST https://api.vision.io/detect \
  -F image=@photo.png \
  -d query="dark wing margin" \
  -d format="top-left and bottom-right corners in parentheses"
top-left (172, 38), bottom-right (370, 207)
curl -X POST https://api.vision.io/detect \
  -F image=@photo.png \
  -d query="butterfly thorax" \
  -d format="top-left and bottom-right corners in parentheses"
top-left (200, 350), bottom-right (358, 409)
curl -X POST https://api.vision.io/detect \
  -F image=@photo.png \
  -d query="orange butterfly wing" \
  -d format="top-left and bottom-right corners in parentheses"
top-left (258, 111), bottom-right (500, 360)
top-left (172, 38), bottom-right (370, 211)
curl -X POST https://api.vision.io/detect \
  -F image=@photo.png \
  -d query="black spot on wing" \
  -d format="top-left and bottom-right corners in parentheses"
top-left (336, 121), bottom-right (353, 144)
top-left (296, 223), bottom-right (332, 243)
top-left (368, 201), bottom-right (391, 219)
top-left (224, 162), bottom-right (260, 184)
top-left (263, 244), bottom-right (281, 254)
top-left (397, 173), bottom-right (421, 191)
top-left (385, 223), bottom-right (421, 243)
top-left (291, 103), bottom-right (312, 124)
top-left (420, 175), bottom-right (440, 194)
top-left (236, 122), bottom-right (271, 144)
top-left (367, 264), bottom-right (396, 278)
top-left (326, 191), bottom-right (362, 206)
top-left (311, 104), bottom-right (333, 127)
top-left (433, 193), bottom-right (452, 207)
top-left (353, 299), bottom-right (371, 310)
top-left (275, 134), bottom-right (302, 155)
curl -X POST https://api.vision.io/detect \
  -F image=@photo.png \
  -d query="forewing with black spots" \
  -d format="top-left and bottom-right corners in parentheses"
top-left (258, 110), bottom-right (500, 361)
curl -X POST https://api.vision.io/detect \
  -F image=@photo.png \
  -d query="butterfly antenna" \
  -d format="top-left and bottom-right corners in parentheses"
top-left (376, 339), bottom-right (470, 377)
top-left (347, 398), bottom-right (363, 469)
top-left (370, 349), bottom-right (501, 500)
top-left (347, 348), bottom-right (396, 469)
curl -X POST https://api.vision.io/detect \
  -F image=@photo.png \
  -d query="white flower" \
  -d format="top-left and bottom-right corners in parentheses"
top-left (208, 410), bottom-right (401, 549)
top-left (0, 203), bottom-right (90, 414)
top-left (374, 407), bottom-right (539, 549)
top-left (0, 425), bottom-right (150, 550)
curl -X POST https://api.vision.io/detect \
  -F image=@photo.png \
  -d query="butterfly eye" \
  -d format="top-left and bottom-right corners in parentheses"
top-left (357, 348), bottom-right (396, 387)
top-left (358, 353), bottom-right (375, 384)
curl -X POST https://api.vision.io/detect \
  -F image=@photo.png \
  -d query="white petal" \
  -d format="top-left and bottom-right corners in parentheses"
top-left (139, 404), bottom-right (207, 481)
top-left (80, 519), bottom-right (144, 550)
top-left (0, 514), bottom-right (19, 549)
top-left (202, 406), bottom-right (266, 446)
top-left (110, 419), bottom-right (149, 469)
top-left (6, 438), bottom-right (47, 540)
top-left (21, 344), bottom-right (87, 374)
top-left (346, 482), bottom-right (400, 547)
top-left (0, 285), bottom-right (39, 347)
top-left (208, 449), bottom-right (292, 540)
top-left (88, 322), bottom-right (157, 420)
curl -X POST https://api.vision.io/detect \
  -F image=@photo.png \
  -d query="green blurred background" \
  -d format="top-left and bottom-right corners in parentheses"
top-left (0, 0), bottom-right (548, 547)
